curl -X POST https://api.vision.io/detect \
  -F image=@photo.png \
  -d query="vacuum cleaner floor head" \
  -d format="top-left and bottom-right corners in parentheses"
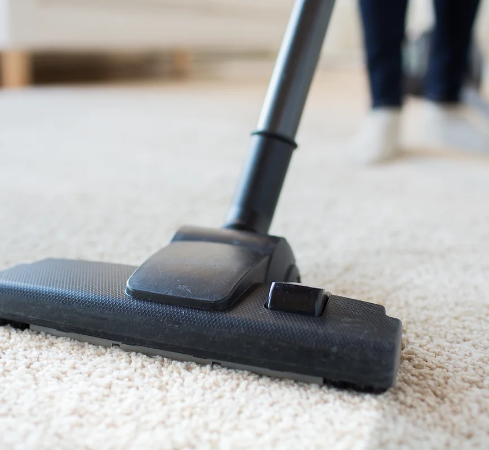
top-left (0, 256), bottom-right (401, 392)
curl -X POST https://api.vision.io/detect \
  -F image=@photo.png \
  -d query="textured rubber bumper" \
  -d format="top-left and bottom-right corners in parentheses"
top-left (0, 259), bottom-right (402, 391)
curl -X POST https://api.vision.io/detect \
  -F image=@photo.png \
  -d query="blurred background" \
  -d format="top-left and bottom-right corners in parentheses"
top-left (1, 0), bottom-right (488, 89)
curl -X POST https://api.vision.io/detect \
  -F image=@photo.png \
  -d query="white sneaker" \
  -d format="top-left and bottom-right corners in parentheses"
top-left (349, 107), bottom-right (402, 164)
top-left (420, 101), bottom-right (489, 153)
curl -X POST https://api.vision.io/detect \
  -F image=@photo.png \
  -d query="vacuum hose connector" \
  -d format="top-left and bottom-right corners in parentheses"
top-left (224, 132), bottom-right (297, 234)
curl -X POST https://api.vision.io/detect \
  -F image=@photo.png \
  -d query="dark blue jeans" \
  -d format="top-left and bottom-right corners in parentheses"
top-left (359, 0), bottom-right (480, 107)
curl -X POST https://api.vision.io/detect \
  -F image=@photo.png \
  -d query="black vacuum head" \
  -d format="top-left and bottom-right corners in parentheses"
top-left (0, 226), bottom-right (402, 392)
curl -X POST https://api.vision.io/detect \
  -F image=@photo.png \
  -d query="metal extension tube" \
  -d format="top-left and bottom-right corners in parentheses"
top-left (224, 0), bottom-right (336, 234)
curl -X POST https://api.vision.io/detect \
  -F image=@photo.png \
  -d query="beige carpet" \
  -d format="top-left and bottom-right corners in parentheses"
top-left (0, 72), bottom-right (488, 449)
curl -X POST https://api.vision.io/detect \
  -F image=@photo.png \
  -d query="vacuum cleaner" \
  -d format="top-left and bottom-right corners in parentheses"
top-left (404, 29), bottom-right (489, 117)
top-left (0, 0), bottom-right (402, 392)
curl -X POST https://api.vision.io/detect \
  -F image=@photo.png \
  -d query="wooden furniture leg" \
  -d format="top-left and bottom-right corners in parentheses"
top-left (1, 50), bottom-right (32, 88)
top-left (171, 49), bottom-right (191, 78)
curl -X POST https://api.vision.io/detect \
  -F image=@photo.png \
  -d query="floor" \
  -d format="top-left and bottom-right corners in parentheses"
top-left (0, 70), bottom-right (488, 449)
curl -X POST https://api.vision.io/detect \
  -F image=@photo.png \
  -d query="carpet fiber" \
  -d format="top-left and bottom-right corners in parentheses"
top-left (0, 73), bottom-right (488, 449)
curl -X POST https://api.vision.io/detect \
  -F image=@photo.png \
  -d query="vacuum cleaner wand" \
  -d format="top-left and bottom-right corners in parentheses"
top-left (0, 0), bottom-right (403, 392)
top-left (225, 0), bottom-right (334, 234)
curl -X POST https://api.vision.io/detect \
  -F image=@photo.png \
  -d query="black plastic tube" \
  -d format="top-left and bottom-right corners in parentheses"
top-left (224, 0), bottom-right (336, 234)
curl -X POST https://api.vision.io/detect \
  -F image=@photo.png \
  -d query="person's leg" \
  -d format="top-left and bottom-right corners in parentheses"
top-left (425, 0), bottom-right (481, 103)
top-left (419, 0), bottom-right (489, 154)
top-left (351, 0), bottom-right (408, 164)
top-left (359, 0), bottom-right (409, 108)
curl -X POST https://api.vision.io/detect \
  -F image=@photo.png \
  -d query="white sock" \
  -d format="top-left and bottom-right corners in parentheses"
top-left (420, 101), bottom-right (489, 153)
top-left (349, 107), bottom-right (402, 164)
